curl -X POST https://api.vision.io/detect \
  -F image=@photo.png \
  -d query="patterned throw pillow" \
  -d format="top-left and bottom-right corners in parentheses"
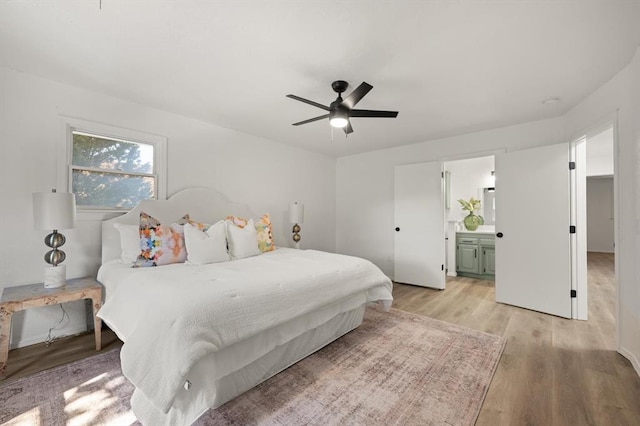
top-left (134, 212), bottom-right (187, 267)
top-left (225, 215), bottom-right (248, 228)
top-left (255, 214), bottom-right (275, 252)
top-left (225, 214), bottom-right (275, 252)
top-left (177, 214), bottom-right (210, 231)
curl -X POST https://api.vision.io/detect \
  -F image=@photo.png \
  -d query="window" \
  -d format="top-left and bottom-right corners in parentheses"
top-left (65, 119), bottom-right (167, 210)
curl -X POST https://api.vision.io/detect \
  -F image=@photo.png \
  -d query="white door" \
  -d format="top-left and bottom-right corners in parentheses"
top-left (394, 162), bottom-right (445, 289)
top-left (495, 143), bottom-right (572, 318)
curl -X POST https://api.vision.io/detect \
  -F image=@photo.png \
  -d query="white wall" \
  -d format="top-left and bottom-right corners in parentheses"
top-left (586, 177), bottom-right (614, 253)
top-left (0, 66), bottom-right (336, 348)
top-left (563, 46), bottom-right (640, 375)
top-left (336, 118), bottom-right (565, 278)
top-left (586, 126), bottom-right (615, 176)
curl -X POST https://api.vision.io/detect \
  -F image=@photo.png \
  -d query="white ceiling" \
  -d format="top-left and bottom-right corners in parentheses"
top-left (2, 1), bottom-right (639, 158)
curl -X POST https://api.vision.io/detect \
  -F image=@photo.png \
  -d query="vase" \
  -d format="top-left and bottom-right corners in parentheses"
top-left (463, 212), bottom-right (480, 231)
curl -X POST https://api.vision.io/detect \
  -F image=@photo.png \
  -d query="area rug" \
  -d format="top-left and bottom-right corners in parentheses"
top-left (0, 308), bottom-right (505, 426)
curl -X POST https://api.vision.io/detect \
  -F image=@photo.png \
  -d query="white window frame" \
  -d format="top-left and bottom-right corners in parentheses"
top-left (60, 117), bottom-right (167, 215)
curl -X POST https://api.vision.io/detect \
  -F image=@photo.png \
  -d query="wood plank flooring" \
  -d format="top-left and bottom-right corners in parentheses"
top-left (393, 252), bottom-right (640, 425)
top-left (2, 327), bottom-right (122, 382)
top-left (2, 252), bottom-right (639, 425)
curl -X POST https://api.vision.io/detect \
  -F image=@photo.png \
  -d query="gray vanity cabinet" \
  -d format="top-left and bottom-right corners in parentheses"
top-left (456, 233), bottom-right (495, 280)
top-left (456, 237), bottom-right (479, 274)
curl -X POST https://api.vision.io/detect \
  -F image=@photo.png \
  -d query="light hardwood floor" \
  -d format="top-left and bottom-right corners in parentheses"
top-left (393, 252), bottom-right (640, 425)
top-left (2, 252), bottom-right (639, 425)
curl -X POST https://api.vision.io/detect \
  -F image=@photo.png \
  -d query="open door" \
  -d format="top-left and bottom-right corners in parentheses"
top-left (394, 162), bottom-right (445, 289)
top-left (495, 143), bottom-right (572, 318)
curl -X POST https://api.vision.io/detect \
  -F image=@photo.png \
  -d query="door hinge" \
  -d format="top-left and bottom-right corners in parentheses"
top-left (441, 264), bottom-right (444, 271)
top-left (569, 161), bottom-right (576, 170)
top-left (441, 171), bottom-right (444, 178)
top-left (570, 225), bottom-right (576, 234)
top-left (570, 289), bottom-right (577, 298)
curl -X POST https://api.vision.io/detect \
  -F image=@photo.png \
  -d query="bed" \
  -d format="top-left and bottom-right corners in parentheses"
top-left (96, 188), bottom-right (393, 425)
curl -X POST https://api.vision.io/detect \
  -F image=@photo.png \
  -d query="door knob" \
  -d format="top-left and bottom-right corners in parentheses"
top-left (496, 232), bottom-right (503, 238)
top-left (395, 227), bottom-right (400, 232)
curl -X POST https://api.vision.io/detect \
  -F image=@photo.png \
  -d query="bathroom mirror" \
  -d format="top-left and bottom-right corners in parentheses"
top-left (482, 187), bottom-right (496, 225)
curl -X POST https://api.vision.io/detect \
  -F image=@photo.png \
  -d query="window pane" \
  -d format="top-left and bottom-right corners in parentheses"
top-left (72, 132), bottom-right (153, 174)
top-left (72, 170), bottom-right (155, 209)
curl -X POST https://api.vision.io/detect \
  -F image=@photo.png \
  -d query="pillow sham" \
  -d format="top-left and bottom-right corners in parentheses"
top-left (134, 212), bottom-right (187, 267)
top-left (183, 221), bottom-right (230, 265)
top-left (114, 223), bottom-right (140, 264)
top-left (225, 214), bottom-right (275, 253)
top-left (226, 218), bottom-right (261, 259)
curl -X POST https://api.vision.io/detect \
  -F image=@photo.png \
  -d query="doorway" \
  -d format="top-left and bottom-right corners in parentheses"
top-left (443, 156), bottom-right (496, 282)
top-left (584, 124), bottom-right (616, 328)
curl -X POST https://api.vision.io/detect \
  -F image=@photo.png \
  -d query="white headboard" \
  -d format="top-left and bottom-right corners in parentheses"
top-left (102, 187), bottom-right (253, 264)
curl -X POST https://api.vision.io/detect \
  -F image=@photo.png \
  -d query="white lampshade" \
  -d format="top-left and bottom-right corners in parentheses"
top-left (288, 202), bottom-right (304, 224)
top-left (33, 191), bottom-right (76, 230)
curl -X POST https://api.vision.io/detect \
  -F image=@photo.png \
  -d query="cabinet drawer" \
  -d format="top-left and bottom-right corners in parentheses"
top-left (457, 237), bottom-right (478, 245)
top-left (479, 238), bottom-right (495, 247)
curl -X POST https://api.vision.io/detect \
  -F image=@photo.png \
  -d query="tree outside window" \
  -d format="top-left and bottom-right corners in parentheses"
top-left (71, 131), bottom-right (156, 209)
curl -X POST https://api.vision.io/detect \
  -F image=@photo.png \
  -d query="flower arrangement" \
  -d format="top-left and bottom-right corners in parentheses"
top-left (457, 197), bottom-right (481, 213)
top-left (457, 197), bottom-right (483, 231)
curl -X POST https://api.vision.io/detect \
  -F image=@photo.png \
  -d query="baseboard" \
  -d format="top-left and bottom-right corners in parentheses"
top-left (618, 346), bottom-right (640, 378)
top-left (447, 272), bottom-right (457, 277)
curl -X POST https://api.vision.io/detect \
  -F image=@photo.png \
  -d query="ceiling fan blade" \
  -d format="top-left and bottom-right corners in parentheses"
top-left (286, 94), bottom-right (330, 111)
top-left (292, 114), bottom-right (330, 126)
top-left (341, 82), bottom-right (373, 109)
top-left (350, 109), bottom-right (399, 118)
top-left (343, 121), bottom-right (354, 135)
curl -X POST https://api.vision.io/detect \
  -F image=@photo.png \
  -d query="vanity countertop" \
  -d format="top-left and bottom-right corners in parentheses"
top-left (456, 225), bottom-right (495, 235)
top-left (457, 231), bottom-right (495, 236)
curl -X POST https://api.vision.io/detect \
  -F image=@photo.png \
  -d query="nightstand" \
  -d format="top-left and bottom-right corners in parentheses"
top-left (0, 277), bottom-right (103, 377)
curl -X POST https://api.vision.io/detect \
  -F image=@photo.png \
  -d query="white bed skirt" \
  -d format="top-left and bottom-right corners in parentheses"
top-left (130, 303), bottom-right (367, 425)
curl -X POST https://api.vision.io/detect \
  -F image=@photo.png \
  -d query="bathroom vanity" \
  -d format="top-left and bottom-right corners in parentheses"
top-left (455, 231), bottom-right (495, 280)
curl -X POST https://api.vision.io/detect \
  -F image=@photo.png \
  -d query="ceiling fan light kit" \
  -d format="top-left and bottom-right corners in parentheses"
top-left (329, 110), bottom-right (349, 128)
top-left (287, 80), bottom-right (398, 135)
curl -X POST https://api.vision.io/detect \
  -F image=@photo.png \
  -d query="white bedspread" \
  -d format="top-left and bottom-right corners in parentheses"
top-left (97, 248), bottom-right (393, 415)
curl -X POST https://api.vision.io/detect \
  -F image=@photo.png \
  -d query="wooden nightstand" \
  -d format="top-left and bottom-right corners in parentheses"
top-left (0, 277), bottom-right (103, 377)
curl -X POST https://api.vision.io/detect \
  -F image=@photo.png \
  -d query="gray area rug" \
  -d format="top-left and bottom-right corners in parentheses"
top-left (1, 308), bottom-right (505, 425)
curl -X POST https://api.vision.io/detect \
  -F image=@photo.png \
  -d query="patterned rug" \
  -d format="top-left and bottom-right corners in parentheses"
top-left (0, 308), bottom-right (505, 426)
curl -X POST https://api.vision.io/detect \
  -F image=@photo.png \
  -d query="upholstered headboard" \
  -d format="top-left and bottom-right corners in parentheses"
top-left (101, 187), bottom-right (253, 264)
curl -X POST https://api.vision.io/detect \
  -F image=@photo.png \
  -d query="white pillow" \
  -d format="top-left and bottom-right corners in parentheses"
top-left (183, 221), bottom-right (230, 265)
top-left (226, 218), bottom-right (261, 259)
top-left (114, 223), bottom-right (140, 264)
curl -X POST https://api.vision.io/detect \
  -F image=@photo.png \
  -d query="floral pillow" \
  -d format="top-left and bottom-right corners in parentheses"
top-left (177, 214), bottom-right (210, 231)
top-left (225, 214), bottom-right (275, 252)
top-left (133, 212), bottom-right (187, 267)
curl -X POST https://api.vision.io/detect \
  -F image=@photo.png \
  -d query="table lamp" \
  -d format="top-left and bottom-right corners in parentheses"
top-left (33, 189), bottom-right (76, 288)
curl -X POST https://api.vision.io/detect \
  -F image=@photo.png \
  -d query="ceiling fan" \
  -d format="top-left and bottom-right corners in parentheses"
top-left (286, 80), bottom-right (399, 135)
